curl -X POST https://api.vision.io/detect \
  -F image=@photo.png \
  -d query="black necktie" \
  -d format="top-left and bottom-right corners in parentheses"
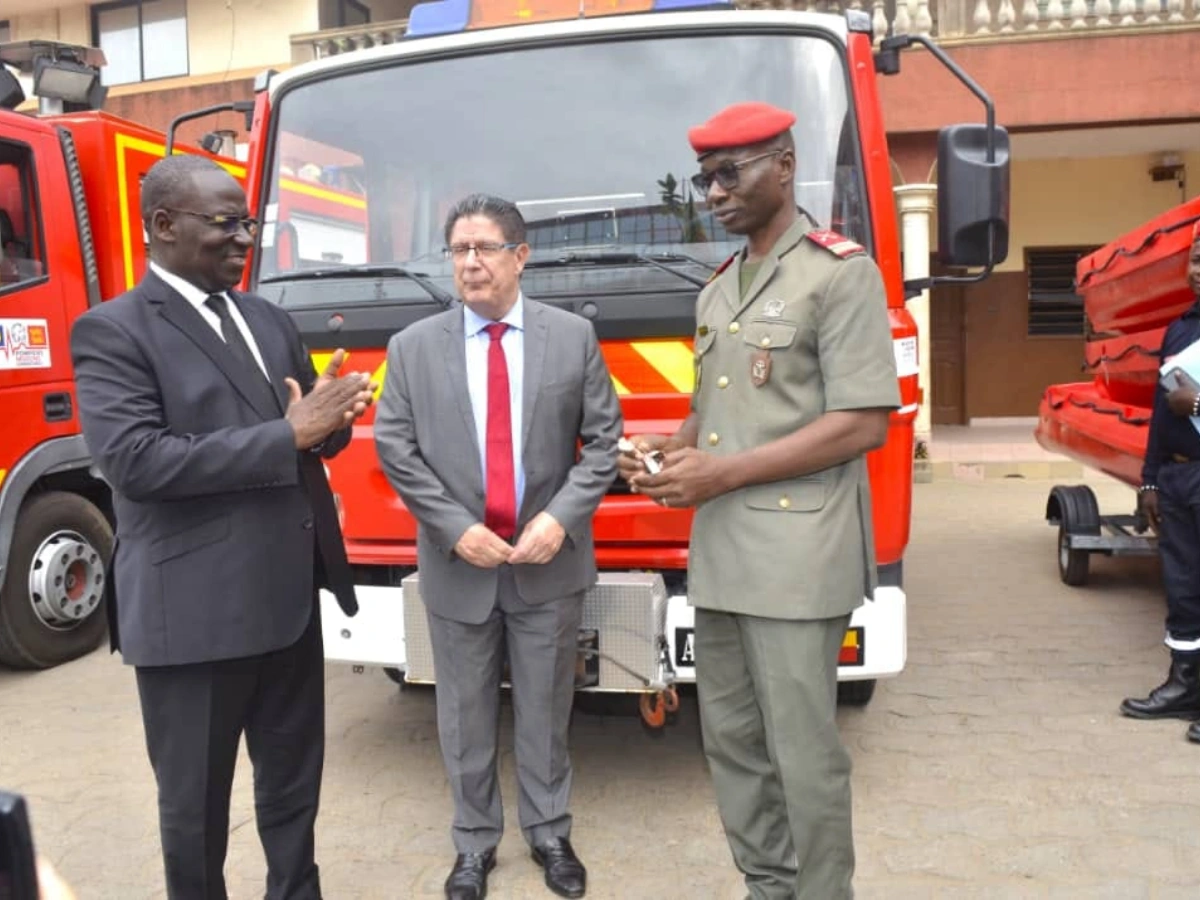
top-left (205, 293), bottom-right (262, 375)
top-left (205, 293), bottom-right (278, 411)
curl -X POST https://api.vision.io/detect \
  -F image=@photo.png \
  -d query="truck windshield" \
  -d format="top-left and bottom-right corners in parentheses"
top-left (254, 29), bottom-right (865, 306)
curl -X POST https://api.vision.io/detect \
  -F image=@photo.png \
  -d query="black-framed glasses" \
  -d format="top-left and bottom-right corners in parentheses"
top-left (691, 149), bottom-right (784, 194)
top-left (443, 241), bottom-right (522, 260)
top-left (166, 208), bottom-right (259, 236)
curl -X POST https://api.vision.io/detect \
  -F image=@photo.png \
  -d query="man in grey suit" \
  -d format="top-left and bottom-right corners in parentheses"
top-left (374, 194), bottom-right (621, 900)
top-left (70, 155), bottom-right (374, 900)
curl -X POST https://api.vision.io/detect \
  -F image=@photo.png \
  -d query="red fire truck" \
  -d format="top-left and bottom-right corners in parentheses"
top-left (0, 39), bottom-right (258, 667)
top-left (227, 1), bottom-right (1009, 716)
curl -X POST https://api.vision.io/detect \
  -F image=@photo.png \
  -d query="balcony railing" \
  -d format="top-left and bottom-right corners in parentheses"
top-left (290, 0), bottom-right (1200, 62)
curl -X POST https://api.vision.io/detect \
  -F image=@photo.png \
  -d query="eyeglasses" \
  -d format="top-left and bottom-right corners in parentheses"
top-left (443, 241), bottom-right (521, 260)
top-left (167, 208), bottom-right (259, 236)
top-left (690, 149), bottom-right (785, 194)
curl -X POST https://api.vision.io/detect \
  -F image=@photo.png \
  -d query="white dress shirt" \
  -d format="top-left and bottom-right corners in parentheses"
top-left (150, 261), bottom-right (270, 378)
top-left (463, 295), bottom-right (526, 516)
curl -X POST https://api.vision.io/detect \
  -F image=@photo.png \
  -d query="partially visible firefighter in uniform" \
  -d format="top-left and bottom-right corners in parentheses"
top-left (1122, 221), bottom-right (1200, 742)
top-left (618, 102), bottom-right (899, 899)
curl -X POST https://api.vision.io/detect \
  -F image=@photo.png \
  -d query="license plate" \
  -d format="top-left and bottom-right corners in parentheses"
top-left (674, 625), bottom-right (865, 668)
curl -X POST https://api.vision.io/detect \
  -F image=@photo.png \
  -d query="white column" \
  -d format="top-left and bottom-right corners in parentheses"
top-left (895, 184), bottom-right (938, 450)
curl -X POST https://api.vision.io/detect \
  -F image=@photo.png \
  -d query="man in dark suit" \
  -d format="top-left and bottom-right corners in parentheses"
top-left (69, 154), bottom-right (374, 900)
top-left (374, 194), bottom-right (622, 900)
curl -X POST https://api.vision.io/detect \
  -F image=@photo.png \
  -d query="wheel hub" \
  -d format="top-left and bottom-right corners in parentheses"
top-left (27, 530), bottom-right (105, 629)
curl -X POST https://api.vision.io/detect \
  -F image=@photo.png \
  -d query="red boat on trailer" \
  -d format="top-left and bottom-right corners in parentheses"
top-left (1035, 196), bottom-right (1200, 584)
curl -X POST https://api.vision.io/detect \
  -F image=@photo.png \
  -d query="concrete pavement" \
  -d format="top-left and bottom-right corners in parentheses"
top-left (3, 473), bottom-right (1198, 899)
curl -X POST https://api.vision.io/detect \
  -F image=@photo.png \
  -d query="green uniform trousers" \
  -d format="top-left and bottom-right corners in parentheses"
top-left (695, 608), bottom-right (854, 900)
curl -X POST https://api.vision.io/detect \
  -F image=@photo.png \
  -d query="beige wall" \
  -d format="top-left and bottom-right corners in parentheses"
top-left (10, 5), bottom-right (91, 45)
top-left (187, 0), bottom-right (318, 76)
top-left (11, 1), bottom-right (317, 79)
top-left (1000, 152), bottom-right (1200, 273)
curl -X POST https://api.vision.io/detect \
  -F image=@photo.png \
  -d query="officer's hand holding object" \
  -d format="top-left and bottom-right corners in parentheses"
top-left (1166, 369), bottom-right (1200, 419)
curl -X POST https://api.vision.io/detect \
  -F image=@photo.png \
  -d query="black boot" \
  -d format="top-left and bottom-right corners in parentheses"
top-left (1187, 721), bottom-right (1200, 743)
top-left (1120, 658), bottom-right (1200, 720)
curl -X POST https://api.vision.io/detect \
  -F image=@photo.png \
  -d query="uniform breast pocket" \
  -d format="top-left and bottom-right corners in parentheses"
top-left (743, 474), bottom-right (827, 512)
top-left (742, 320), bottom-right (799, 351)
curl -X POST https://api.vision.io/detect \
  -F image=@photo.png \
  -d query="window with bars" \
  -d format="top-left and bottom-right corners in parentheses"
top-left (1026, 246), bottom-right (1097, 337)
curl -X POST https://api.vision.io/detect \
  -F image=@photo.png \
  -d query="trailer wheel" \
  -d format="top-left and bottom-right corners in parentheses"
top-left (1047, 485), bottom-right (1100, 587)
top-left (837, 679), bottom-right (876, 707)
top-left (0, 492), bottom-right (112, 669)
top-left (1057, 524), bottom-right (1090, 586)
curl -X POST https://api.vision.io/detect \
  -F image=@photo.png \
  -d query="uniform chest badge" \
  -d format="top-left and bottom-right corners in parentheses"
top-left (751, 349), bottom-right (771, 387)
top-left (763, 299), bottom-right (785, 318)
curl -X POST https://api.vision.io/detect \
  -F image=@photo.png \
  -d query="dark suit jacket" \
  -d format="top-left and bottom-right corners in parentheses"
top-left (70, 269), bottom-right (357, 668)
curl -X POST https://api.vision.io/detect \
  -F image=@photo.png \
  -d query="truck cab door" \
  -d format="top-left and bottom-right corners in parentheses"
top-left (0, 126), bottom-right (78, 438)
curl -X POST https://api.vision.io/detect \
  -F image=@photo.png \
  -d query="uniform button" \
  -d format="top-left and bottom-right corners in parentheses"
top-left (728, 322), bottom-right (740, 334)
top-left (301, 517), bottom-right (314, 530)
top-left (778, 497), bottom-right (791, 509)
top-left (717, 376), bottom-right (729, 389)
top-left (707, 433), bottom-right (720, 446)
top-left (760, 336), bottom-right (771, 348)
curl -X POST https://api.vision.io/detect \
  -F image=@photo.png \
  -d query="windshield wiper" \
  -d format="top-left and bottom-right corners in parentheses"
top-left (260, 264), bottom-right (455, 309)
top-left (524, 251), bottom-right (713, 288)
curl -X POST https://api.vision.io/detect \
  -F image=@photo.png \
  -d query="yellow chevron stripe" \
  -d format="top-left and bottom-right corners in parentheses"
top-left (370, 362), bottom-right (386, 401)
top-left (630, 341), bottom-right (695, 392)
top-left (310, 352), bottom-right (386, 403)
top-left (311, 355), bottom-right (638, 401)
top-left (0, 469), bottom-right (6, 490)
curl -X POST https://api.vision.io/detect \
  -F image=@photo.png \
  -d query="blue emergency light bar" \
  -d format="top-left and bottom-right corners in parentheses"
top-left (407, 0), bottom-right (733, 38)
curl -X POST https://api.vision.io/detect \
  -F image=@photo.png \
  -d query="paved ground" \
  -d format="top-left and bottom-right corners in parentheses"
top-left (5, 473), bottom-right (1199, 899)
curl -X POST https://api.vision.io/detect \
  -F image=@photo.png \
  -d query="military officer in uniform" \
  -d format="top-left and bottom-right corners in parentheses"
top-left (619, 102), bottom-right (899, 899)
top-left (1121, 222), bottom-right (1200, 740)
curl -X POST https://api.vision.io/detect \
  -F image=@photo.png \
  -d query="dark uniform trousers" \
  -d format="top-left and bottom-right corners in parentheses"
top-left (1159, 461), bottom-right (1200, 651)
top-left (135, 601), bottom-right (325, 900)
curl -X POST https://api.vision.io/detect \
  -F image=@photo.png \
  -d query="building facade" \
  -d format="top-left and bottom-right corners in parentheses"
top-left (4, 0), bottom-right (1197, 422)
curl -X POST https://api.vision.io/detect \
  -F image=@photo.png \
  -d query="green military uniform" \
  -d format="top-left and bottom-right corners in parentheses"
top-left (690, 215), bottom-right (900, 900)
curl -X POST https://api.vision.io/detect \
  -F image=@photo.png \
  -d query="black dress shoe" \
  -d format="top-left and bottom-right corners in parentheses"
top-left (1121, 658), bottom-right (1200, 720)
top-left (1187, 721), bottom-right (1200, 743)
top-left (531, 837), bottom-right (586, 898)
top-left (444, 849), bottom-right (496, 900)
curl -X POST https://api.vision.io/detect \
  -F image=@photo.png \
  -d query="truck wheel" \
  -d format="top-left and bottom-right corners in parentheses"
top-left (0, 492), bottom-right (112, 669)
top-left (837, 679), bottom-right (876, 706)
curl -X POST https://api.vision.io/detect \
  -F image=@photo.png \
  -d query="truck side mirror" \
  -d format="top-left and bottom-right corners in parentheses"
top-left (936, 123), bottom-right (1010, 268)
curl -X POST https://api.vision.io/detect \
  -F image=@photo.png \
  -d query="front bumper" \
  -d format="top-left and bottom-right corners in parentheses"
top-left (320, 576), bottom-right (907, 689)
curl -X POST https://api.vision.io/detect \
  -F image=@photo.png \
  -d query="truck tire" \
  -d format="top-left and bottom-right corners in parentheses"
top-left (0, 492), bottom-right (112, 669)
top-left (837, 679), bottom-right (876, 706)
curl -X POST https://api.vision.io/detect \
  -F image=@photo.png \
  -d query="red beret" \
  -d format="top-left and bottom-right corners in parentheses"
top-left (688, 102), bottom-right (797, 155)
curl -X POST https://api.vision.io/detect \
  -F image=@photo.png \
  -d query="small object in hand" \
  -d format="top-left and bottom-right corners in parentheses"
top-left (618, 437), bottom-right (664, 475)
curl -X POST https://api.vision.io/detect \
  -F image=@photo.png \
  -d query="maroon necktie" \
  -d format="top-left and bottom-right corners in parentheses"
top-left (483, 322), bottom-right (516, 539)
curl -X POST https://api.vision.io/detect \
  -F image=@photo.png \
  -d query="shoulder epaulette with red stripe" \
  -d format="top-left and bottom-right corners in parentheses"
top-left (804, 229), bottom-right (864, 259)
top-left (707, 253), bottom-right (737, 283)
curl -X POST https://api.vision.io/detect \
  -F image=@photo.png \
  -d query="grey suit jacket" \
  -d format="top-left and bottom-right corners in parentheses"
top-left (70, 270), bottom-right (357, 667)
top-left (374, 299), bottom-right (622, 624)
